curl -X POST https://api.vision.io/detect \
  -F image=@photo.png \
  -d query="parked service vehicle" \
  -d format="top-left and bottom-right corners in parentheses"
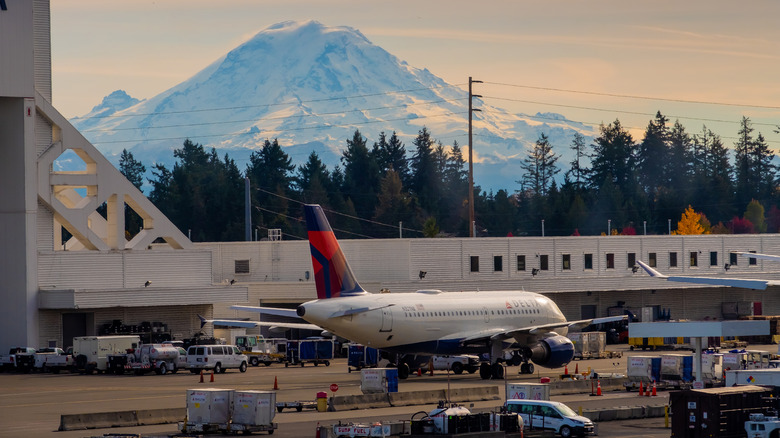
top-left (745, 413), bottom-right (780, 438)
top-left (235, 335), bottom-right (284, 366)
top-left (186, 344), bottom-right (248, 373)
top-left (119, 343), bottom-right (181, 375)
top-left (72, 335), bottom-right (140, 374)
top-left (0, 347), bottom-right (36, 372)
top-left (426, 355), bottom-right (480, 374)
top-left (34, 347), bottom-right (73, 373)
top-left (505, 399), bottom-right (596, 437)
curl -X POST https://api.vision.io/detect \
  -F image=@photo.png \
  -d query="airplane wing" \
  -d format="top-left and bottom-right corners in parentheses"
top-left (734, 252), bottom-right (780, 263)
top-left (636, 260), bottom-right (780, 290)
top-left (449, 316), bottom-right (627, 344)
top-left (229, 305), bottom-right (300, 318)
top-left (198, 315), bottom-right (321, 331)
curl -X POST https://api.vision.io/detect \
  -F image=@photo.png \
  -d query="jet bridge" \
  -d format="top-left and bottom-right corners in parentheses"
top-left (629, 320), bottom-right (770, 386)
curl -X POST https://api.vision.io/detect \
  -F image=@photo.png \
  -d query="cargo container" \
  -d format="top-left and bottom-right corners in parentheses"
top-left (569, 332), bottom-right (607, 359)
top-left (229, 390), bottom-right (277, 434)
top-left (661, 353), bottom-right (693, 388)
top-left (360, 367), bottom-right (399, 394)
top-left (726, 369), bottom-right (780, 387)
top-left (695, 353), bottom-right (724, 386)
top-left (624, 356), bottom-right (662, 391)
top-left (670, 385), bottom-right (770, 438)
top-left (505, 382), bottom-right (550, 401)
top-left (285, 339), bottom-right (334, 367)
top-left (347, 343), bottom-right (379, 372)
top-left (182, 388), bottom-right (233, 433)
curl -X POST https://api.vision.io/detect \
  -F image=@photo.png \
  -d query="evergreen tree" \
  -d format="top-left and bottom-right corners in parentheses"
top-left (119, 149), bottom-right (146, 191)
top-left (636, 111), bottom-right (669, 193)
top-left (565, 132), bottom-right (588, 190)
top-left (341, 130), bottom-right (381, 221)
top-left (588, 119), bottom-right (637, 195)
top-left (409, 127), bottom-right (441, 217)
top-left (295, 151), bottom-right (331, 207)
top-left (246, 139), bottom-right (295, 235)
top-left (373, 169), bottom-right (419, 238)
top-left (752, 132), bottom-right (776, 202)
top-left (734, 117), bottom-right (755, 206)
top-left (518, 133), bottom-right (560, 197)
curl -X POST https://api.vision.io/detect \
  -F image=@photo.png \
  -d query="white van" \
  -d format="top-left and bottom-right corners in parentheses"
top-left (504, 399), bottom-right (595, 437)
top-left (186, 344), bottom-right (248, 374)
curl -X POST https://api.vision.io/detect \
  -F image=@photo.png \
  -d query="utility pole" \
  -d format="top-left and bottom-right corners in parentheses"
top-left (468, 77), bottom-right (482, 237)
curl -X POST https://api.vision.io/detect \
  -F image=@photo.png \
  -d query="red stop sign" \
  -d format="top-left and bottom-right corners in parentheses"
top-left (330, 383), bottom-right (339, 392)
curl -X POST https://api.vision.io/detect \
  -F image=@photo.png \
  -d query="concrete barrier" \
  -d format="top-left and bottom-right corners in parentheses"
top-left (59, 408), bottom-right (186, 431)
top-left (330, 386), bottom-right (499, 411)
top-left (549, 377), bottom-right (628, 395)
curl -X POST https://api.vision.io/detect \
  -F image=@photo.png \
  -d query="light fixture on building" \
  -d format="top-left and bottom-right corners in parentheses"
top-left (419, 271), bottom-right (427, 279)
top-left (144, 280), bottom-right (152, 287)
top-left (631, 265), bottom-right (639, 274)
top-left (724, 264), bottom-right (731, 271)
top-left (531, 268), bottom-right (540, 277)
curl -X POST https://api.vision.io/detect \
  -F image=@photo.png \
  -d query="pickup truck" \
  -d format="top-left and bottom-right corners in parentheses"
top-left (34, 347), bottom-right (73, 373)
top-left (425, 355), bottom-right (480, 374)
top-left (0, 347), bottom-right (37, 372)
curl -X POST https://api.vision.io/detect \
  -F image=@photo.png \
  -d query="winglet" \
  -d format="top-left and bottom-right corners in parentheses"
top-left (636, 260), bottom-right (667, 279)
top-left (197, 314), bottom-right (208, 329)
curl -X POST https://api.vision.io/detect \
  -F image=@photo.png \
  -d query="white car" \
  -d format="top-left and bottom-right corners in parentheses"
top-left (186, 344), bottom-right (248, 374)
top-left (505, 399), bottom-right (595, 437)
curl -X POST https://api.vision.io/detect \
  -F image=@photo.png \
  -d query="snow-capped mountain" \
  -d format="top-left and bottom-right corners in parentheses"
top-left (71, 20), bottom-right (594, 192)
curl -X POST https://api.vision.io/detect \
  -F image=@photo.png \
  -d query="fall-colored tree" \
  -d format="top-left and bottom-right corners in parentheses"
top-left (744, 199), bottom-right (766, 233)
top-left (672, 205), bottom-right (706, 235)
top-left (729, 216), bottom-right (755, 234)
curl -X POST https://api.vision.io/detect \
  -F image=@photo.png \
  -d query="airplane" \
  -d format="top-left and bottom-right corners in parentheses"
top-left (214, 204), bottom-right (626, 379)
top-left (637, 251), bottom-right (780, 290)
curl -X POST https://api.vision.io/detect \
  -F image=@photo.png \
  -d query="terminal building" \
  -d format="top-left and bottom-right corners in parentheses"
top-left (3, 1), bottom-right (780, 352)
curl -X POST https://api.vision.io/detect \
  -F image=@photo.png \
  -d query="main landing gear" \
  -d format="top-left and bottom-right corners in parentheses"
top-left (479, 362), bottom-right (505, 380)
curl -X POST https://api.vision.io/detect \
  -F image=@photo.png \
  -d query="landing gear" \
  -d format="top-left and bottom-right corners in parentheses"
top-left (397, 362), bottom-right (410, 379)
top-left (519, 362), bottom-right (535, 374)
top-left (479, 362), bottom-right (505, 380)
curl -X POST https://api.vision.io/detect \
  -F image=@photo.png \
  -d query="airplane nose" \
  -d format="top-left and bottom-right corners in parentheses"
top-left (296, 305), bottom-right (306, 317)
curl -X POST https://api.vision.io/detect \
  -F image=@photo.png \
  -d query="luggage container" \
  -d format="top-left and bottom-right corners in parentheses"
top-left (696, 353), bottom-right (724, 386)
top-left (505, 382), bottom-right (550, 401)
top-left (569, 332), bottom-right (607, 359)
top-left (229, 390), bottom-right (277, 434)
top-left (347, 343), bottom-right (379, 372)
top-left (285, 339), bottom-right (334, 367)
top-left (183, 388), bottom-right (232, 433)
top-left (360, 367), bottom-right (399, 394)
top-left (624, 356), bottom-right (663, 391)
top-left (670, 385), bottom-right (770, 438)
top-left (661, 353), bottom-right (693, 388)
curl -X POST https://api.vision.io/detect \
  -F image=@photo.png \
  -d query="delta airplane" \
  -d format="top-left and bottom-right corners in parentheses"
top-left (637, 252), bottom-right (780, 290)
top-left (209, 204), bottom-right (625, 379)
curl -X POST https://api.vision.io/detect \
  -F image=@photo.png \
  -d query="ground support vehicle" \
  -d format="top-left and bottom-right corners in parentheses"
top-left (424, 355), bottom-right (480, 375)
top-left (72, 335), bottom-right (140, 374)
top-left (505, 399), bottom-right (596, 437)
top-left (276, 401), bottom-right (317, 412)
top-left (33, 347), bottom-right (72, 373)
top-left (122, 343), bottom-right (181, 375)
top-left (186, 344), bottom-right (248, 373)
top-left (0, 347), bottom-right (36, 372)
top-left (236, 335), bottom-right (285, 366)
top-left (745, 413), bottom-right (780, 438)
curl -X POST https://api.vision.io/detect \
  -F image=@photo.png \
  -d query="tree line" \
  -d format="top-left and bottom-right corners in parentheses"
top-left (117, 112), bottom-right (780, 241)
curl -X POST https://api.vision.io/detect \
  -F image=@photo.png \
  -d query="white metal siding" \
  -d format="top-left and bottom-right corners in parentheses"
top-left (33, 0), bottom-right (51, 101)
top-left (37, 200), bottom-right (54, 252)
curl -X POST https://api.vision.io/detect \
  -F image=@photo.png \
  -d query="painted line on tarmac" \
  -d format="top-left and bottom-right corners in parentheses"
top-left (1, 394), bottom-right (181, 409)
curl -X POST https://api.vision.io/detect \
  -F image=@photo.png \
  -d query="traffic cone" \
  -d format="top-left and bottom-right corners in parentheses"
top-left (417, 368), bottom-right (422, 377)
top-left (273, 376), bottom-right (279, 390)
top-left (652, 381), bottom-right (657, 396)
top-left (210, 371), bottom-right (214, 382)
top-left (199, 370), bottom-right (204, 383)
top-left (596, 380), bottom-right (602, 396)
top-left (638, 381), bottom-right (644, 396)
top-left (574, 363), bottom-right (579, 375)
top-left (564, 365), bottom-right (569, 375)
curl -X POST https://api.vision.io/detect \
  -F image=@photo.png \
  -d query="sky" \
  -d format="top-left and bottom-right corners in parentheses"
top-left (51, 0), bottom-right (780, 149)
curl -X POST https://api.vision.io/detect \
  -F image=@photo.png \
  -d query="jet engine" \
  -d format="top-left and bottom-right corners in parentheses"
top-left (528, 335), bottom-right (575, 368)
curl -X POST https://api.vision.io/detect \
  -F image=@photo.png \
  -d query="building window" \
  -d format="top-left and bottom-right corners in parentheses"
top-left (690, 252), bottom-right (698, 267)
top-left (494, 256), bottom-right (503, 272)
top-left (234, 259), bottom-right (250, 274)
top-left (649, 252), bottom-right (657, 268)
top-left (562, 254), bottom-right (571, 270)
top-left (730, 252), bottom-right (738, 266)
top-left (517, 255), bottom-right (526, 271)
top-left (669, 252), bottom-right (678, 267)
top-left (606, 253), bottom-right (615, 269)
top-left (627, 252), bottom-right (636, 269)
top-left (470, 256), bottom-right (480, 272)
top-left (710, 251), bottom-right (718, 266)
top-left (540, 255), bottom-right (549, 271)
top-left (749, 250), bottom-right (757, 266)
top-left (584, 253), bottom-right (593, 270)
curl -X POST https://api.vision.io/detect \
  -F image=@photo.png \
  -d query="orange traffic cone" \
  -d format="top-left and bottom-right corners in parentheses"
top-left (652, 381), bottom-right (657, 396)
top-left (638, 381), bottom-right (644, 396)
top-left (574, 363), bottom-right (579, 375)
top-left (210, 371), bottom-right (215, 382)
top-left (596, 380), bottom-right (602, 396)
top-left (199, 370), bottom-right (204, 383)
top-left (273, 376), bottom-right (279, 390)
top-left (417, 368), bottom-right (422, 377)
top-left (564, 365), bottom-right (569, 375)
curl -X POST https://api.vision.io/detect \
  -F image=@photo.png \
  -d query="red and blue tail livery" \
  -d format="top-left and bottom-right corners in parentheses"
top-left (304, 204), bottom-right (366, 299)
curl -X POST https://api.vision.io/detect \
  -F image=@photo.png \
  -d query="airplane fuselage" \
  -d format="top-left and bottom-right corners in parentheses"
top-left (296, 289), bottom-right (568, 355)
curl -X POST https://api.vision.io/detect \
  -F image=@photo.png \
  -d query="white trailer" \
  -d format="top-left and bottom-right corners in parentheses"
top-left (726, 369), bottom-right (780, 387)
top-left (72, 335), bottom-right (140, 374)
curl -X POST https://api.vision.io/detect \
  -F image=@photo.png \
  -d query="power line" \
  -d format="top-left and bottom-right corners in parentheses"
top-left (254, 205), bottom-right (375, 239)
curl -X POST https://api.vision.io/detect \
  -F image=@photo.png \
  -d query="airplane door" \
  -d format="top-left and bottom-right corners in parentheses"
top-left (380, 308), bottom-right (393, 332)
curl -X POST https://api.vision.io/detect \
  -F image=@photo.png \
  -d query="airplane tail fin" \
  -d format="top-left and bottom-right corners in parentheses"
top-left (304, 204), bottom-right (366, 299)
